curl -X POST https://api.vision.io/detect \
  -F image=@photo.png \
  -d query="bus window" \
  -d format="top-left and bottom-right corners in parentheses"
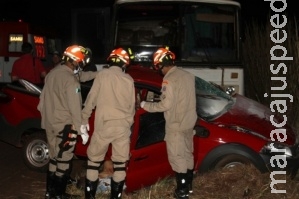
top-left (182, 4), bottom-right (237, 63)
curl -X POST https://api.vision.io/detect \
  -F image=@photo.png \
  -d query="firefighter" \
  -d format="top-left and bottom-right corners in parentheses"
top-left (37, 45), bottom-right (97, 199)
top-left (81, 48), bottom-right (135, 199)
top-left (140, 47), bottom-right (197, 199)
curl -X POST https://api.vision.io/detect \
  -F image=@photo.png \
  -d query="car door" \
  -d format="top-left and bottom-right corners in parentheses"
top-left (125, 85), bottom-right (173, 192)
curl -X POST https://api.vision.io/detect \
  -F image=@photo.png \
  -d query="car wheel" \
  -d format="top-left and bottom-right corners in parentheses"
top-left (198, 144), bottom-right (268, 174)
top-left (214, 154), bottom-right (252, 170)
top-left (22, 133), bottom-right (49, 173)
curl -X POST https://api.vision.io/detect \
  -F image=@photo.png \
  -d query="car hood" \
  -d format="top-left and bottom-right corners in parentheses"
top-left (213, 94), bottom-right (296, 145)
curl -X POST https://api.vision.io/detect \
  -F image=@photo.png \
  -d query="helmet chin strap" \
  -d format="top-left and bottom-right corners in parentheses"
top-left (72, 62), bottom-right (82, 74)
top-left (158, 65), bottom-right (165, 75)
top-left (121, 64), bottom-right (127, 72)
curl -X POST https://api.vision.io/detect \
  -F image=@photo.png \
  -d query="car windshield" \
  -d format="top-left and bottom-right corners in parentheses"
top-left (18, 79), bottom-right (42, 95)
top-left (195, 76), bottom-right (235, 121)
top-left (135, 76), bottom-right (235, 122)
top-left (115, 2), bottom-right (239, 65)
top-left (5, 79), bottom-right (42, 96)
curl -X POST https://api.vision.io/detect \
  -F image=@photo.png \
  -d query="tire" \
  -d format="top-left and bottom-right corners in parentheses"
top-left (214, 154), bottom-right (252, 170)
top-left (198, 144), bottom-right (268, 174)
top-left (22, 133), bottom-right (49, 173)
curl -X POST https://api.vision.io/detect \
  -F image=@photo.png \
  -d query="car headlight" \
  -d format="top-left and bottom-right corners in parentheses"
top-left (261, 142), bottom-right (292, 157)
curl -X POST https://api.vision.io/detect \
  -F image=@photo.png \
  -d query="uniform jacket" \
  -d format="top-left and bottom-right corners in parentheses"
top-left (143, 66), bottom-right (197, 131)
top-left (37, 63), bottom-right (97, 133)
top-left (81, 66), bottom-right (135, 131)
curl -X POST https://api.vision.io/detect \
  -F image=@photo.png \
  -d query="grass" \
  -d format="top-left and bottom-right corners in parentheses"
top-left (61, 164), bottom-right (299, 199)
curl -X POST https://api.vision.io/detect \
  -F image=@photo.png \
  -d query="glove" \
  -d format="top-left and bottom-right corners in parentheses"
top-left (80, 124), bottom-right (90, 145)
top-left (140, 101), bottom-right (146, 108)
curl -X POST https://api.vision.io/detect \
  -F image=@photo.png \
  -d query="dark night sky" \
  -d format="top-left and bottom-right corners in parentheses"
top-left (0, 0), bottom-right (114, 46)
top-left (0, 0), bottom-right (296, 42)
top-left (0, 1), bottom-right (114, 25)
top-left (238, 0), bottom-right (297, 21)
top-left (1, 1), bottom-right (295, 19)
top-left (1, 0), bottom-right (296, 22)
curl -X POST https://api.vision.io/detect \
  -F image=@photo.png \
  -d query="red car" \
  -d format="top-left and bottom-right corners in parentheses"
top-left (0, 65), bottom-right (298, 192)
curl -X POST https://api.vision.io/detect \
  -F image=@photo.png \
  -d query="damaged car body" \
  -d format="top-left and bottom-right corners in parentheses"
top-left (0, 65), bottom-right (298, 192)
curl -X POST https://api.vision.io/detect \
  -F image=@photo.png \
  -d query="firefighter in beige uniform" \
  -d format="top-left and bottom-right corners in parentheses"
top-left (37, 45), bottom-right (97, 199)
top-left (81, 48), bottom-right (135, 199)
top-left (140, 48), bottom-right (197, 199)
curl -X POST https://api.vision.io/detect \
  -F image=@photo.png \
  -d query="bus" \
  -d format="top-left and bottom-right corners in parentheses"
top-left (0, 21), bottom-right (62, 84)
top-left (72, 0), bottom-right (243, 94)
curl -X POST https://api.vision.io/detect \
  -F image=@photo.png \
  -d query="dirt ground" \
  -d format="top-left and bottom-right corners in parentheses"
top-left (0, 141), bottom-right (85, 199)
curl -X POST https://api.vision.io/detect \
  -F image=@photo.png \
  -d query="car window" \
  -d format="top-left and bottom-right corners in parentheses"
top-left (134, 85), bottom-right (165, 149)
top-left (135, 84), bottom-right (161, 109)
top-left (6, 79), bottom-right (42, 96)
top-left (195, 76), bottom-right (235, 121)
top-left (136, 111), bottom-right (166, 149)
top-left (18, 79), bottom-right (42, 95)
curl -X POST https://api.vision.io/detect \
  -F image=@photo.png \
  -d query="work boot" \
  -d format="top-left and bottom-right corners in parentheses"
top-left (187, 169), bottom-right (194, 194)
top-left (45, 171), bottom-right (55, 199)
top-left (65, 161), bottom-right (77, 186)
top-left (174, 172), bottom-right (189, 199)
top-left (85, 178), bottom-right (99, 199)
top-left (53, 175), bottom-right (76, 199)
top-left (110, 179), bottom-right (125, 199)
